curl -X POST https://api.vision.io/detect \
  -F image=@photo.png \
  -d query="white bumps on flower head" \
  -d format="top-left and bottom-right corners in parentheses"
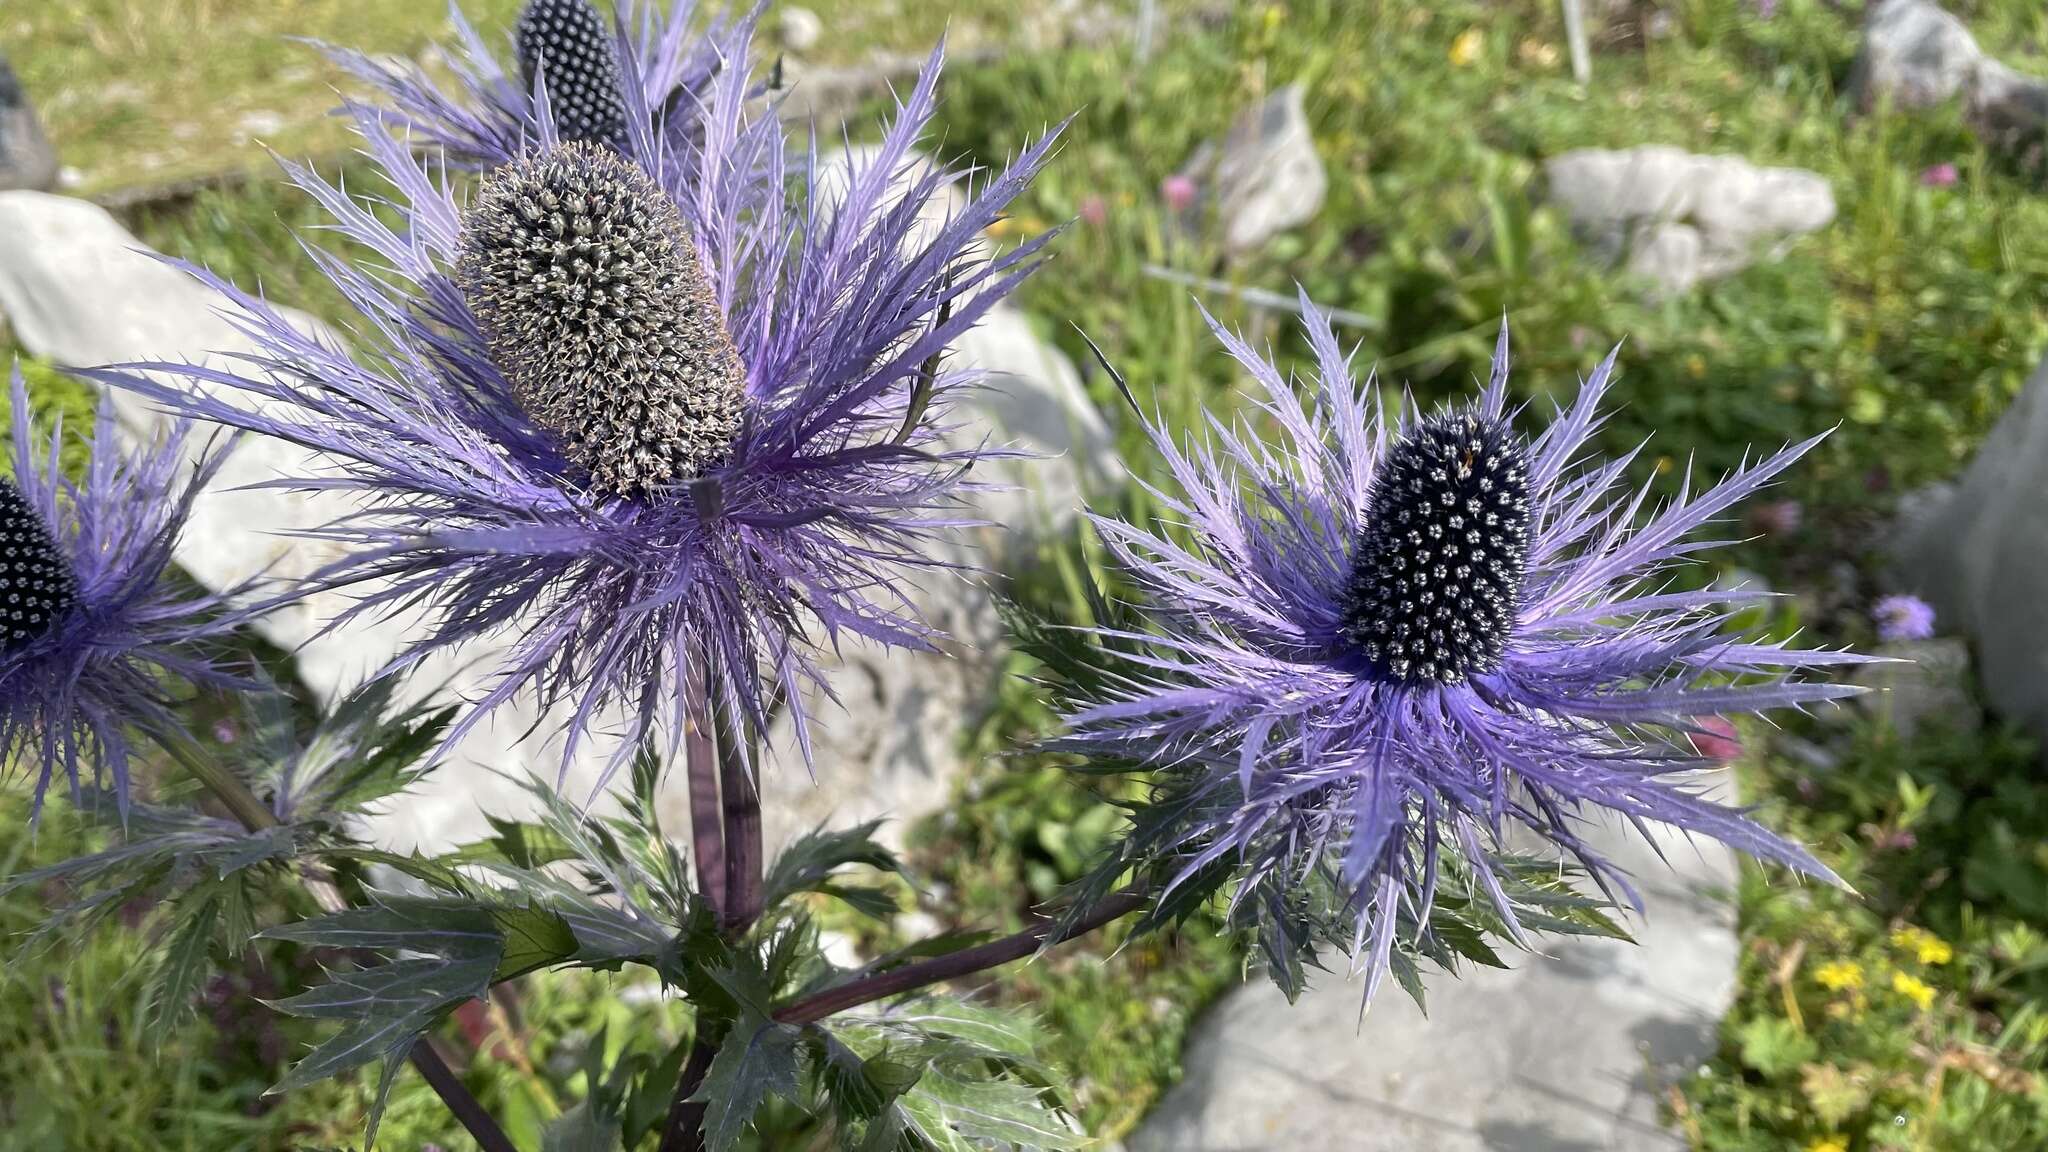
top-left (516, 0), bottom-right (629, 148)
top-left (0, 479), bottom-right (78, 654)
top-left (459, 141), bottom-right (747, 498)
top-left (1342, 409), bottom-right (1531, 685)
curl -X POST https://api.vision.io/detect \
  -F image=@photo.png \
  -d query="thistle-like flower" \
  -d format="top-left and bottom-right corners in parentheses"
top-left (99, 42), bottom-right (1061, 785)
top-left (516, 0), bottom-right (630, 148)
top-left (1058, 302), bottom-right (1868, 1000)
top-left (324, 0), bottom-right (745, 168)
top-left (0, 368), bottom-right (246, 816)
top-left (458, 141), bottom-right (745, 495)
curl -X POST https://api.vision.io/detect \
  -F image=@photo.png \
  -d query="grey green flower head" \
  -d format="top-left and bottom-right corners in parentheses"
top-left (459, 140), bottom-right (746, 496)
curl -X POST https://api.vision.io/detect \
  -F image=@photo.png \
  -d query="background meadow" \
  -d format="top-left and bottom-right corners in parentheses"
top-left (3, 1), bottom-right (2047, 1148)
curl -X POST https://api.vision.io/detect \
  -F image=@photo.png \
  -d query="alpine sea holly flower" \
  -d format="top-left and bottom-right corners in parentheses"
top-left (1058, 301), bottom-right (1868, 1001)
top-left (1872, 593), bottom-right (1936, 642)
top-left (0, 367), bottom-right (246, 817)
top-left (98, 42), bottom-right (1062, 787)
top-left (516, 0), bottom-right (631, 148)
top-left (457, 141), bottom-right (746, 495)
top-left (322, 0), bottom-right (747, 169)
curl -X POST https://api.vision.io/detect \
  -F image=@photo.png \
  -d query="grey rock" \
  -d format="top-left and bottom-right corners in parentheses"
top-left (1129, 795), bottom-right (1740, 1151)
top-left (944, 306), bottom-right (1120, 540)
top-left (1893, 352), bottom-right (2048, 750)
top-left (1850, 0), bottom-right (1983, 112)
top-left (1852, 638), bottom-right (1980, 739)
top-left (0, 55), bottom-right (58, 193)
top-left (1545, 146), bottom-right (1835, 295)
top-left (1624, 221), bottom-right (1703, 298)
top-left (777, 5), bottom-right (824, 54)
top-left (1969, 58), bottom-right (2048, 176)
top-left (1181, 83), bottom-right (1327, 255)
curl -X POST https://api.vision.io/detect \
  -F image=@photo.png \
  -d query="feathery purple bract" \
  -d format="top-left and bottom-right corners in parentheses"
top-left (321, 0), bottom-right (747, 169)
top-left (0, 368), bottom-right (247, 818)
top-left (97, 33), bottom-right (1063, 791)
top-left (1057, 302), bottom-right (1870, 1003)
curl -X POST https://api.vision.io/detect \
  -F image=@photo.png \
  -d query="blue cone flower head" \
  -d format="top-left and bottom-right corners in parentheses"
top-left (1059, 301), bottom-right (1869, 1000)
top-left (324, 0), bottom-right (749, 167)
top-left (99, 36), bottom-right (1062, 788)
top-left (0, 368), bottom-right (247, 816)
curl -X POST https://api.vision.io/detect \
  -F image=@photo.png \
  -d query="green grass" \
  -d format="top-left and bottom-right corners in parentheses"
top-left (5, 0), bottom-right (2048, 1147)
top-left (1680, 717), bottom-right (2048, 1150)
top-left (0, 0), bottom-right (1025, 195)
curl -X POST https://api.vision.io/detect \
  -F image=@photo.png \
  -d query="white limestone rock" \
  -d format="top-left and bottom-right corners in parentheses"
top-left (1545, 146), bottom-right (1835, 295)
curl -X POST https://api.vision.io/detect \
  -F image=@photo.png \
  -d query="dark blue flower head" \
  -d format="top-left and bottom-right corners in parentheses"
top-left (98, 36), bottom-right (1063, 791)
top-left (1058, 300), bottom-right (1871, 1003)
top-left (0, 368), bottom-right (247, 817)
top-left (323, 0), bottom-right (750, 168)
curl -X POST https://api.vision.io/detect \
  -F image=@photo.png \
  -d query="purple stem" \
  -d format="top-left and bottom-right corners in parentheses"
top-left (685, 661), bottom-right (725, 922)
top-left (773, 889), bottom-right (1148, 1026)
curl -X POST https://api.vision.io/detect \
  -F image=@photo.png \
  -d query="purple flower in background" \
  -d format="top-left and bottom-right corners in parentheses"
top-left (323, 0), bottom-right (746, 168)
top-left (1060, 303), bottom-right (1866, 1002)
top-left (1873, 594), bottom-right (1936, 642)
top-left (99, 38), bottom-right (1062, 789)
top-left (1750, 497), bottom-right (1802, 536)
top-left (0, 368), bottom-right (246, 817)
top-left (1161, 173), bottom-right (1197, 213)
top-left (1920, 163), bottom-right (1959, 188)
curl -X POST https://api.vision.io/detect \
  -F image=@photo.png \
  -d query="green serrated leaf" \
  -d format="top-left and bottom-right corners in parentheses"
top-left (491, 904), bottom-right (579, 980)
top-left (883, 999), bottom-right (1044, 1059)
top-left (260, 898), bottom-right (501, 957)
top-left (808, 1026), bottom-right (925, 1125)
top-left (814, 882), bottom-right (901, 921)
top-left (763, 822), bottom-right (905, 912)
top-left (900, 1067), bottom-right (1084, 1151)
top-left (541, 1100), bottom-right (623, 1152)
top-left (690, 1018), bottom-right (802, 1152)
top-left (273, 1004), bottom-right (442, 1095)
top-left (267, 957), bottom-right (482, 1019)
top-left (320, 846), bottom-right (470, 894)
top-left (143, 892), bottom-right (221, 1048)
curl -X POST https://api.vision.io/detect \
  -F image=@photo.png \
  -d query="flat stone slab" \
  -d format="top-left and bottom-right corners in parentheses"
top-left (1129, 798), bottom-right (1742, 1151)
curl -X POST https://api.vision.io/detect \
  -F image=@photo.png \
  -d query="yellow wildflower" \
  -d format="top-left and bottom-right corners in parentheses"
top-left (1807, 1140), bottom-right (1848, 1152)
top-left (1892, 971), bottom-right (1936, 1012)
top-left (1814, 960), bottom-right (1864, 992)
top-left (984, 215), bottom-right (1048, 241)
top-left (1450, 28), bottom-right (1484, 68)
top-left (1890, 925), bottom-right (1953, 966)
top-left (1517, 39), bottom-right (1559, 69)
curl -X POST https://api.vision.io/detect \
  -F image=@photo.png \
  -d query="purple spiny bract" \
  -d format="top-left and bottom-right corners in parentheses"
top-left (0, 367), bottom-right (248, 817)
top-left (1057, 299), bottom-right (1872, 1004)
top-left (96, 35), bottom-right (1064, 791)
top-left (321, 0), bottom-right (745, 169)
